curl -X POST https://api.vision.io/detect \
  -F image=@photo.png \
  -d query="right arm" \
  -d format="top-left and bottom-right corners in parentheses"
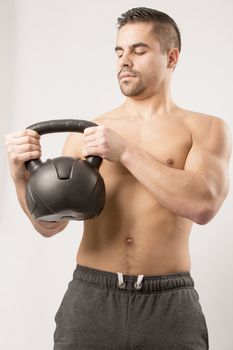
top-left (5, 129), bottom-right (84, 237)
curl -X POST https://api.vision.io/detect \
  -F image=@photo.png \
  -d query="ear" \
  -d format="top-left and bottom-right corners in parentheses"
top-left (167, 48), bottom-right (179, 71)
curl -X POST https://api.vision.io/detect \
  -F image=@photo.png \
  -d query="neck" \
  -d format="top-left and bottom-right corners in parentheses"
top-left (121, 87), bottom-right (177, 120)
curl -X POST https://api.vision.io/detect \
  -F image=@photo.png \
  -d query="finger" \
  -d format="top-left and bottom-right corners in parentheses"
top-left (7, 143), bottom-right (41, 158)
top-left (8, 129), bottom-right (40, 139)
top-left (84, 134), bottom-right (104, 145)
top-left (82, 146), bottom-right (99, 157)
top-left (11, 150), bottom-right (42, 162)
top-left (11, 135), bottom-right (41, 146)
top-left (84, 126), bottom-right (98, 136)
top-left (84, 142), bottom-right (99, 149)
top-left (13, 143), bottom-right (41, 154)
top-left (84, 134), bottom-right (99, 143)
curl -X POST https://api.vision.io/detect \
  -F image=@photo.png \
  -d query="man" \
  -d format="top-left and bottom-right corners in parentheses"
top-left (5, 6), bottom-right (232, 350)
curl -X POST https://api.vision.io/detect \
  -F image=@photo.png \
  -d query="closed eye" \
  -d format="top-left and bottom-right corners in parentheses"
top-left (135, 51), bottom-right (145, 55)
top-left (116, 51), bottom-right (123, 58)
top-left (116, 51), bottom-right (146, 58)
top-left (115, 42), bottom-right (151, 58)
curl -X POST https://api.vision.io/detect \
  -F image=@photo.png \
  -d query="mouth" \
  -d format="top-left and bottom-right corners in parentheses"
top-left (119, 74), bottom-right (136, 80)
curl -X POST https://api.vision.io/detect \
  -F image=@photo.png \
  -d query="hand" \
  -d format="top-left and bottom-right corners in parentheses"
top-left (5, 129), bottom-right (41, 182)
top-left (82, 125), bottom-right (128, 162)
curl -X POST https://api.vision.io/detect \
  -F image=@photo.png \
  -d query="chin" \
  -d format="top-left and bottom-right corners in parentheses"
top-left (120, 88), bottom-right (145, 97)
top-left (119, 80), bottom-right (146, 96)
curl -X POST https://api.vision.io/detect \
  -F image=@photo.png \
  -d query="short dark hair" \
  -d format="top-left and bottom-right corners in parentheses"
top-left (117, 7), bottom-right (181, 54)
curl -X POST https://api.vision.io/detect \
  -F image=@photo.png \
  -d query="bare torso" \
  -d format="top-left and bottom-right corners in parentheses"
top-left (76, 105), bottom-right (204, 275)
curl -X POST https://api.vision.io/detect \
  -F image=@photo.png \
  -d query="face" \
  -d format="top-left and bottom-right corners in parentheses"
top-left (115, 22), bottom-right (171, 98)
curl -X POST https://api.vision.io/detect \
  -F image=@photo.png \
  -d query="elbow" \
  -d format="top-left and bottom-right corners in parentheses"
top-left (38, 230), bottom-right (57, 238)
top-left (33, 226), bottom-right (57, 238)
top-left (32, 220), bottom-right (68, 237)
top-left (196, 190), bottom-right (229, 225)
top-left (194, 203), bottom-right (217, 225)
top-left (195, 210), bottom-right (213, 225)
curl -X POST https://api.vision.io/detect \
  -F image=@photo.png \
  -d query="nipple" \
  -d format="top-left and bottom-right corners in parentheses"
top-left (166, 158), bottom-right (174, 167)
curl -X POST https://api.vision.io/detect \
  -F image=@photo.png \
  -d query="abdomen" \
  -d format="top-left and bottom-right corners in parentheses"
top-left (77, 170), bottom-right (193, 274)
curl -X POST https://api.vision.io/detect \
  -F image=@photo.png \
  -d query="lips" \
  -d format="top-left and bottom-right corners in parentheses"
top-left (119, 73), bottom-right (136, 79)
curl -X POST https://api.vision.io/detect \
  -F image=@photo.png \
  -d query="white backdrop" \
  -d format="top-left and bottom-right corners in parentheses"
top-left (1, 0), bottom-right (233, 349)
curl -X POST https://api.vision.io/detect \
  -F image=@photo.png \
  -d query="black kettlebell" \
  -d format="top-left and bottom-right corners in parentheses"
top-left (25, 119), bottom-right (106, 221)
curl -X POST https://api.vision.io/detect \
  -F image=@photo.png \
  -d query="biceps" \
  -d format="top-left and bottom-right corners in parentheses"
top-left (185, 145), bottom-right (230, 200)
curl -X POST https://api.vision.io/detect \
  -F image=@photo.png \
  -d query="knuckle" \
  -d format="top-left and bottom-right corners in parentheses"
top-left (6, 144), bottom-right (11, 153)
top-left (22, 130), bottom-right (29, 137)
top-left (101, 137), bottom-right (107, 146)
top-left (5, 136), bottom-right (14, 148)
top-left (11, 153), bottom-right (19, 161)
top-left (29, 152), bottom-right (35, 159)
top-left (85, 127), bottom-right (92, 135)
top-left (35, 150), bottom-right (41, 157)
top-left (25, 129), bottom-right (33, 135)
top-left (28, 144), bottom-right (33, 151)
top-left (26, 129), bottom-right (40, 139)
top-left (101, 125), bottom-right (107, 134)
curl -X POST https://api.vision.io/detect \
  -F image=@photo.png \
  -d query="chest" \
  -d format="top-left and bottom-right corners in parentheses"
top-left (100, 118), bottom-right (192, 178)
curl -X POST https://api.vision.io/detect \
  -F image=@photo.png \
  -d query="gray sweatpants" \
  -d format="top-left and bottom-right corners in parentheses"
top-left (53, 264), bottom-right (209, 349)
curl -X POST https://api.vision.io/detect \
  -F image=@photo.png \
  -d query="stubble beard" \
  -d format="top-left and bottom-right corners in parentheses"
top-left (119, 76), bottom-right (146, 97)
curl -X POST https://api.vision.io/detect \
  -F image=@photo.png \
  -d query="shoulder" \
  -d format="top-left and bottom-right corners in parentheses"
top-left (182, 109), bottom-right (232, 157)
top-left (182, 109), bottom-right (231, 142)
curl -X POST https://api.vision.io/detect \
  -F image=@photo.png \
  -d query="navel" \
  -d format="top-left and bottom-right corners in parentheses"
top-left (166, 158), bottom-right (174, 167)
top-left (126, 237), bottom-right (134, 246)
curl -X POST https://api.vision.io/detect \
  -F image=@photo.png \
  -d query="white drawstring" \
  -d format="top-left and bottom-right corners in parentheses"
top-left (134, 274), bottom-right (144, 290)
top-left (117, 272), bottom-right (125, 288)
top-left (117, 272), bottom-right (144, 290)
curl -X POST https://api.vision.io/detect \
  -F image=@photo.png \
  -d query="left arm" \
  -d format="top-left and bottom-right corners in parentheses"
top-left (83, 117), bottom-right (232, 225)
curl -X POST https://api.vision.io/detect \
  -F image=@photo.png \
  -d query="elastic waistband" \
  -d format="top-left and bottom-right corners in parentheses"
top-left (73, 264), bottom-right (194, 293)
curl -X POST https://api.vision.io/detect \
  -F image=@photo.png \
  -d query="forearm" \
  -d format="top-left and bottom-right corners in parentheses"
top-left (121, 144), bottom-right (213, 224)
top-left (15, 178), bottom-right (68, 237)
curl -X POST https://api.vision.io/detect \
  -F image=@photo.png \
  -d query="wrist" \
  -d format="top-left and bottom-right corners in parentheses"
top-left (12, 170), bottom-right (29, 185)
top-left (120, 143), bottom-right (132, 166)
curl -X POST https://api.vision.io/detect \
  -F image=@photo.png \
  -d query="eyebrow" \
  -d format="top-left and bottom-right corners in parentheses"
top-left (114, 42), bottom-right (151, 52)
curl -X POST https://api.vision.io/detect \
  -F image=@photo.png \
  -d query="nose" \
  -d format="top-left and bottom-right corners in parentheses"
top-left (119, 52), bottom-right (133, 69)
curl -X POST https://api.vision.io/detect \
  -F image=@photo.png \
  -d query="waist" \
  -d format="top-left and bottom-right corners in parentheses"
top-left (72, 264), bottom-right (194, 293)
top-left (77, 237), bottom-right (191, 275)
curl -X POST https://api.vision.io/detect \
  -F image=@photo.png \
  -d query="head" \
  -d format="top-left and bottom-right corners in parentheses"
top-left (115, 7), bottom-right (181, 98)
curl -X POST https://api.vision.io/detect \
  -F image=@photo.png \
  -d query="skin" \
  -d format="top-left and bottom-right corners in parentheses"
top-left (5, 22), bottom-right (232, 275)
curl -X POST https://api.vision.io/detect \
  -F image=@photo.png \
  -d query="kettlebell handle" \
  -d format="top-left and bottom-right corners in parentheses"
top-left (25, 119), bottom-right (102, 172)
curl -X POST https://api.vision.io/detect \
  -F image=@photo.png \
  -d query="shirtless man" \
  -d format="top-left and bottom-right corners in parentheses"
top-left (5, 7), bottom-right (232, 350)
